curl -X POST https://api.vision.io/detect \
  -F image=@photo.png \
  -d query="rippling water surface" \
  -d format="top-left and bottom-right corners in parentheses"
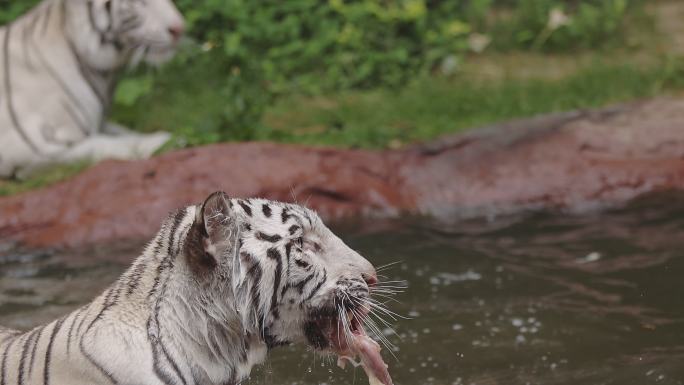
top-left (2, 194), bottom-right (684, 385)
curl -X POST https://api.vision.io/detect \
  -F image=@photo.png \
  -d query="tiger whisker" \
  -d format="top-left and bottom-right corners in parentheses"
top-left (350, 307), bottom-right (397, 360)
top-left (364, 299), bottom-right (410, 321)
top-left (352, 298), bottom-right (397, 330)
top-left (374, 261), bottom-right (403, 271)
top-left (339, 294), bottom-right (354, 349)
top-left (349, 297), bottom-right (398, 340)
top-left (374, 284), bottom-right (408, 290)
top-left (373, 284), bottom-right (405, 290)
top-left (371, 288), bottom-right (403, 295)
top-left (375, 281), bottom-right (408, 289)
top-left (370, 293), bottom-right (403, 305)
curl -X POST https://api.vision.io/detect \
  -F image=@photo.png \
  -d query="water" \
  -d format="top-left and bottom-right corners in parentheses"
top-left (2, 193), bottom-right (684, 385)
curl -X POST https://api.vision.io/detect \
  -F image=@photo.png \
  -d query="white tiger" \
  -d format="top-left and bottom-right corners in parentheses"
top-left (0, 0), bottom-right (184, 178)
top-left (0, 192), bottom-right (394, 385)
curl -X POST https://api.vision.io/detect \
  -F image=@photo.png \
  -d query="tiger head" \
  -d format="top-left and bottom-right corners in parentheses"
top-left (183, 192), bottom-right (380, 356)
top-left (73, 0), bottom-right (185, 67)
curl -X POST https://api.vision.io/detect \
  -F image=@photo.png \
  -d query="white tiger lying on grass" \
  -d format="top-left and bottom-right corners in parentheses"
top-left (0, 0), bottom-right (184, 178)
top-left (0, 192), bottom-right (396, 385)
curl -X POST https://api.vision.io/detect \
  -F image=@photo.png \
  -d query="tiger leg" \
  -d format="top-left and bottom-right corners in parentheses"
top-left (11, 131), bottom-right (170, 178)
top-left (57, 132), bottom-right (171, 163)
top-left (102, 123), bottom-right (172, 154)
top-left (102, 122), bottom-right (138, 136)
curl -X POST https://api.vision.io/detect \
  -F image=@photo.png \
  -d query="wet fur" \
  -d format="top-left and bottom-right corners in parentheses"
top-left (0, 193), bottom-right (377, 385)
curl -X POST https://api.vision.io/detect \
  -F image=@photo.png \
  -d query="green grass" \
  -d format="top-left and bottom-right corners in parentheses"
top-left (260, 59), bottom-right (684, 148)
top-left (114, 55), bottom-right (684, 150)
top-left (0, 162), bottom-right (89, 197)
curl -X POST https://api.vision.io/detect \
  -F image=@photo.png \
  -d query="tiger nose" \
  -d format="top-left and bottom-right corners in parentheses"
top-left (168, 24), bottom-right (184, 42)
top-left (362, 273), bottom-right (378, 288)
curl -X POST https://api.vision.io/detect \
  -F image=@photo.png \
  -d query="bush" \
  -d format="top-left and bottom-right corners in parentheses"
top-left (174, 0), bottom-right (475, 92)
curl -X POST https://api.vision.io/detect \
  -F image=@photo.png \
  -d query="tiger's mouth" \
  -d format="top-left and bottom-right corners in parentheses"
top-left (304, 306), bottom-right (394, 385)
top-left (303, 304), bottom-right (363, 350)
top-left (329, 309), bottom-right (365, 352)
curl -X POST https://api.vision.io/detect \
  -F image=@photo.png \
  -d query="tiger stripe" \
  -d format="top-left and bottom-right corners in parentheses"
top-left (39, 0), bottom-right (53, 35)
top-left (16, 328), bottom-right (38, 385)
top-left (0, 334), bottom-right (18, 385)
top-left (26, 326), bottom-right (44, 379)
top-left (65, 306), bottom-right (86, 356)
top-left (125, 261), bottom-right (147, 296)
top-left (43, 317), bottom-right (65, 385)
top-left (267, 247), bottom-right (283, 319)
top-left (3, 24), bottom-right (41, 154)
top-left (305, 270), bottom-right (328, 302)
top-left (149, 299), bottom-right (189, 385)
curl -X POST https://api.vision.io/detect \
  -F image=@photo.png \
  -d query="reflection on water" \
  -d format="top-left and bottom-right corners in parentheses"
top-left (2, 193), bottom-right (684, 385)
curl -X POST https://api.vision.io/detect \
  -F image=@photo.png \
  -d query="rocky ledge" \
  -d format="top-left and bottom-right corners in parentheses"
top-left (2, 98), bottom-right (684, 248)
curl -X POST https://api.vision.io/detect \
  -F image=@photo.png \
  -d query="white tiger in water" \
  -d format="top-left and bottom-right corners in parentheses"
top-left (0, 192), bottom-right (394, 385)
top-left (0, 0), bottom-right (184, 178)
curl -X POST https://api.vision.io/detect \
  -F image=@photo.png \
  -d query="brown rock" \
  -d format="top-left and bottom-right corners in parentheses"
top-left (2, 98), bottom-right (684, 248)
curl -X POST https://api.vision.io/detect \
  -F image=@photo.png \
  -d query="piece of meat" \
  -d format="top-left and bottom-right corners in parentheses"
top-left (337, 330), bottom-right (394, 385)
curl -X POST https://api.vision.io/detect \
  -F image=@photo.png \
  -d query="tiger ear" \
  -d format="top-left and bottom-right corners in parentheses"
top-left (186, 191), bottom-right (236, 274)
top-left (196, 191), bottom-right (234, 243)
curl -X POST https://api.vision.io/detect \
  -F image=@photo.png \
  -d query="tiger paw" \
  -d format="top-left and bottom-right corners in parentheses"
top-left (133, 131), bottom-right (172, 158)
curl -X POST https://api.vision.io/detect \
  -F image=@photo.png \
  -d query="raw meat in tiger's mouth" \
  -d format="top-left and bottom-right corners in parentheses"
top-left (329, 310), bottom-right (395, 385)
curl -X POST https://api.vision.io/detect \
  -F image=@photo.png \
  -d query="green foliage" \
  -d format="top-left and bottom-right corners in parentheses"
top-left (175, 0), bottom-right (470, 92)
top-left (114, 75), bottom-right (154, 107)
top-left (0, 0), bottom-right (40, 24)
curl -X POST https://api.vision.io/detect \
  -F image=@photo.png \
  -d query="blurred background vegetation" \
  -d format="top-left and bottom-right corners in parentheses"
top-left (1, 0), bottom-right (683, 194)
